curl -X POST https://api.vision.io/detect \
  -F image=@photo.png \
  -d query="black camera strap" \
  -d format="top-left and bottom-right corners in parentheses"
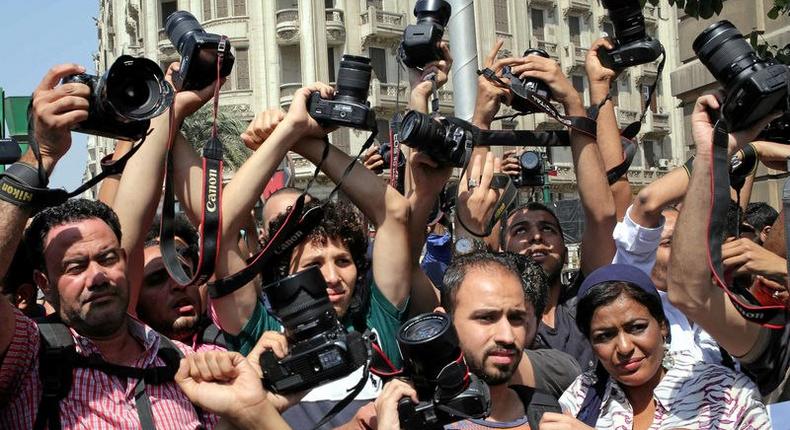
top-left (160, 36), bottom-right (228, 287)
top-left (708, 118), bottom-right (786, 328)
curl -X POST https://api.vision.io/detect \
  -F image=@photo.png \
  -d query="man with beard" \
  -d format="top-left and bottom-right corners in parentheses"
top-left (0, 64), bottom-right (215, 429)
top-left (500, 202), bottom-right (597, 372)
top-left (365, 252), bottom-right (572, 429)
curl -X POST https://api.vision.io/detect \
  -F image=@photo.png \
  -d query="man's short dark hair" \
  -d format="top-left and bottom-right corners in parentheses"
top-left (745, 202), bottom-right (779, 233)
top-left (726, 200), bottom-right (743, 239)
top-left (500, 202), bottom-right (564, 247)
top-left (442, 251), bottom-right (545, 317)
top-left (25, 199), bottom-right (122, 272)
top-left (145, 214), bottom-right (199, 268)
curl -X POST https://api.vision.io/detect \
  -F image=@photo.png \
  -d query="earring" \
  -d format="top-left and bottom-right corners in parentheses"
top-left (661, 337), bottom-right (675, 369)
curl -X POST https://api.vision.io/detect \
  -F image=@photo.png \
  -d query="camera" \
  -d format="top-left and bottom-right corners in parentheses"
top-left (512, 151), bottom-right (545, 187)
top-left (260, 267), bottom-right (369, 394)
top-left (374, 141), bottom-right (406, 174)
top-left (693, 20), bottom-right (790, 131)
top-left (502, 49), bottom-right (553, 114)
top-left (399, 110), bottom-right (474, 168)
top-left (757, 112), bottom-right (790, 144)
top-left (597, 0), bottom-right (663, 69)
top-left (396, 313), bottom-right (491, 430)
top-left (0, 138), bottom-right (21, 165)
top-left (400, 0), bottom-right (452, 69)
top-left (61, 55), bottom-right (174, 140)
top-left (308, 55), bottom-right (376, 131)
top-left (165, 10), bottom-right (235, 91)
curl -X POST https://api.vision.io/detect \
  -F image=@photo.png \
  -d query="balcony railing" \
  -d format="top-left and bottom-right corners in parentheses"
top-left (370, 80), bottom-right (408, 106)
top-left (536, 40), bottom-right (559, 59)
top-left (496, 31), bottom-right (514, 55)
top-left (279, 82), bottom-right (302, 108)
top-left (360, 6), bottom-right (406, 43)
top-left (643, 4), bottom-right (658, 23)
top-left (275, 9), bottom-right (299, 44)
top-left (325, 8), bottom-right (346, 44)
top-left (616, 107), bottom-right (639, 128)
top-left (651, 112), bottom-right (670, 133)
top-left (573, 45), bottom-right (587, 66)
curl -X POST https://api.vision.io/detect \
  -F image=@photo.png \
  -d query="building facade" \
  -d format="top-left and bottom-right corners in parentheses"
top-left (86, 0), bottom-right (685, 201)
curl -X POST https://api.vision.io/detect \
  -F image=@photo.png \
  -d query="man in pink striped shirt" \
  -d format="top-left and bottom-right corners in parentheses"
top-left (0, 64), bottom-right (216, 429)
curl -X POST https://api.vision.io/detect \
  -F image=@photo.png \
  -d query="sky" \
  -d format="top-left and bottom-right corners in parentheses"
top-left (0, 0), bottom-right (99, 190)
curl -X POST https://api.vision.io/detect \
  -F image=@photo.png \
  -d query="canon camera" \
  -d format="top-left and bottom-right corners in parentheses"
top-left (400, 0), bottom-right (452, 69)
top-left (165, 10), bottom-right (235, 91)
top-left (308, 55), bottom-right (376, 131)
top-left (597, 0), bottom-right (663, 69)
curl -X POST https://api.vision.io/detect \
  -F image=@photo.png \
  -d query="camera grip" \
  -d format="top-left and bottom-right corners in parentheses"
top-left (596, 46), bottom-right (616, 70)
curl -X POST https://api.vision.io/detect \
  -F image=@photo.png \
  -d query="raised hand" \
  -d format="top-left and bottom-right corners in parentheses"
top-left (240, 108), bottom-right (287, 150)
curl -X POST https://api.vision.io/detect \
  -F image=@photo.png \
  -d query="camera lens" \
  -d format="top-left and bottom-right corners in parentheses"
top-left (414, 0), bottom-right (452, 26)
top-left (400, 111), bottom-right (447, 149)
top-left (264, 266), bottom-right (338, 343)
top-left (165, 11), bottom-right (206, 52)
top-left (601, 0), bottom-right (646, 44)
top-left (397, 313), bottom-right (462, 386)
top-left (693, 21), bottom-right (760, 88)
top-left (104, 56), bottom-right (172, 121)
top-left (335, 55), bottom-right (373, 104)
top-left (520, 151), bottom-right (541, 171)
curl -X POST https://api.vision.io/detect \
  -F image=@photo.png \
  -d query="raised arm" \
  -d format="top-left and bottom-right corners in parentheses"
top-left (586, 38), bottom-right (631, 221)
top-left (113, 63), bottom-right (217, 314)
top-left (667, 95), bottom-right (777, 357)
top-left (0, 64), bottom-right (89, 356)
top-left (511, 56), bottom-right (616, 275)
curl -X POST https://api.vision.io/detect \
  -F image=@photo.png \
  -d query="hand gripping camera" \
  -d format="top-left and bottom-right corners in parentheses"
top-left (597, 0), bottom-right (663, 69)
top-left (400, 0), bottom-right (452, 69)
top-left (260, 267), bottom-right (369, 394)
top-left (396, 313), bottom-right (492, 430)
top-left (693, 20), bottom-right (790, 131)
top-left (399, 110), bottom-right (475, 168)
top-left (165, 11), bottom-right (235, 91)
top-left (502, 49), bottom-right (554, 114)
top-left (61, 55), bottom-right (174, 140)
top-left (308, 55), bottom-right (376, 131)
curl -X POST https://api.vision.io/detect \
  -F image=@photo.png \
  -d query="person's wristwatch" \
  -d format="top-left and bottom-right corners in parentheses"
top-left (453, 237), bottom-right (486, 257)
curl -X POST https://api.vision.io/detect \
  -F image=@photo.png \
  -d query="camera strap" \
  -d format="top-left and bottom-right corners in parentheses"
top-left (160, 36), bottom-right (228, 287)
top-left (708, 118), bottom-right (786, 328)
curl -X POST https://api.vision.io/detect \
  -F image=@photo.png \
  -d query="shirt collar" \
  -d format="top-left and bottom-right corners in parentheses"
top-left (71, 315), bottom-right (161, 365)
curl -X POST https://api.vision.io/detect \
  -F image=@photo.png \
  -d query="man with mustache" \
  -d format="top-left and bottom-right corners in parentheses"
top-left (0, 64), bottom-right (215, 429)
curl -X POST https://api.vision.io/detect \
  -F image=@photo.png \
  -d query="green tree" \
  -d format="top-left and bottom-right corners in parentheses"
top-left (180, 104), bottom-right (252, 172)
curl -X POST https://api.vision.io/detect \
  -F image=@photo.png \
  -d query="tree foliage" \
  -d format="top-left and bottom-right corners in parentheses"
top-left (180, 104), bottom-right (251, 172)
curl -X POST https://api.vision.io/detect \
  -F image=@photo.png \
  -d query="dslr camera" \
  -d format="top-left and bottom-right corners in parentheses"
top-left (165, 10), bottom-right (235, 91)
top-left (260, 267), bottom-right (369, 394)
top-left (693, 20), bottom-right (790, 131)
top-left (502, 49), bottom-right (554, 114)
top-left (374, 141), bottom-right (406, 173)
top-left (396, 313), bottom-right (491, 430)
top-left (399, 110), bottom-right (475, 168)
top-left (597, 0), bottom-right (663, 69)
top-left (308, 55), bottom-right (376, 131)
top-left (400, 0), bottom-right (452, 69)
top-left (61, 55), bottom-right (173, 140)
top-left (512, 151), bottom-right (545, 187)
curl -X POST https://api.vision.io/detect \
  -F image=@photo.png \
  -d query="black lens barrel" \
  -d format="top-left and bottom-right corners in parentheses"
top-left (397, 313), bottom-right (462, 384)
top-left (335, 55), bottom-right (373, 103)
top-left (165, 11), bottom-right (205, 51)
top-left (414, 0), bottom-right (452, 26)
top-left (263, 267), bottom-right (337, 342)
top-left (693, 20), bottom-right (758, 87)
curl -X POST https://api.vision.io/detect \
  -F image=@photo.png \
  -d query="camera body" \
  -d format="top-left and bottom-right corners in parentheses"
top-left (61, 55), bottom-right (173, 140)
top-left (260, 267), bottom-right (369, 394)
top-left (376, 141), bottom-right (406, 173)
top-left (399, 111), bottom-right (474, 168)
top-left (597, 0), bottom-right (663, 69)
top-left (396, 313), bottom-right (491, 430)
top-left (503, 49), bottom-right (553, 114)
top-left (757, 112), bottom-right (790, 144)
top-left (693, 20), bottom-right (790, 131)
top-left (165, 11), bottom-right (235, 91)
top-left (512, 151), bottom-right (545, 187)
top-left (308, 54), bottom-right (376, 130)
top-left (400, 0), bottom-right (452, 69)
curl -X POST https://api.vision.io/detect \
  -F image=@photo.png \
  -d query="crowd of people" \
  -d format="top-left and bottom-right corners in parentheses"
top-left (0, 17), bottom-right (788, 430)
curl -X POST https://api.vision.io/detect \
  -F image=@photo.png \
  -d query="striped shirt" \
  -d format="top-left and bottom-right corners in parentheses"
top-left (0, 308), bottom-right (218, 429)
top-left (559, 352), bottom-right (770, 429)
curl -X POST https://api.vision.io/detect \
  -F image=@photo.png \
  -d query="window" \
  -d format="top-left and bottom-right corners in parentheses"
top-left (643, 137), bottom-right (670, 167)
top-left (203, 0), bottom-right (212, 20)
top-left (233, 0), bottom-right (246, 16)
top-left (216, 0), bottom-right (228, 18)
top-left (235, 48), bottom-right (250, 90)
top-left (367, 0), bottom-right (383, 8)
top-left (494, 0), bottom-right (509, 33)
top-left (280, 45), bottom-right (301, 83)
top-left (572, 75), bottom-right (585, 95)
top-left (327, 47), bottom-right (336, 82)
top-left (325, 0), bottom-right (335, 7)
top-left (569, 15), bottom-right (581, 45)
top-left (531, 9), bottom-right (545, 40)
top-left (161, 0), bottom-right (177, 28)
top-left (369, 47), bottom-right (388, 83)
top-left (549, 147), bottom-right (573, 164)
top-left (277, 0), bottom-right (298, 8)
top-left (376, 119), bottom-right (390, 144)
top-left (611, 78), bottom-right (620, 106)
top-left (641, 84), bottom-right (658, 113)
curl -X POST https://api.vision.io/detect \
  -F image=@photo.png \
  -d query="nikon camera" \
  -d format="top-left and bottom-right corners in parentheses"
top-left (260, 267), bottom-right (369, 394)
top-left (399, 110), bottom-right (475, 168)
top-left (502, 49), bottom-right (553, 114)
top-left (400, 0), bottom-right (452, 69)
top-left (396, 313), bottom-right (491, 430)
top-left (308, 55), bottom-right (376, 131)
top-left (165, 11), bottom-right (235, 91)
top-left (597, 0), bottom-right (663, 69)
top-left (693, 20), bottom-right (790, 131)
top-left (61, 55), bottom-right (173, 140)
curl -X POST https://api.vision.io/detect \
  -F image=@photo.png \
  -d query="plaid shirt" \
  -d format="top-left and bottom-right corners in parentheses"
top-left (0, 308), bottom-right (218, 429)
